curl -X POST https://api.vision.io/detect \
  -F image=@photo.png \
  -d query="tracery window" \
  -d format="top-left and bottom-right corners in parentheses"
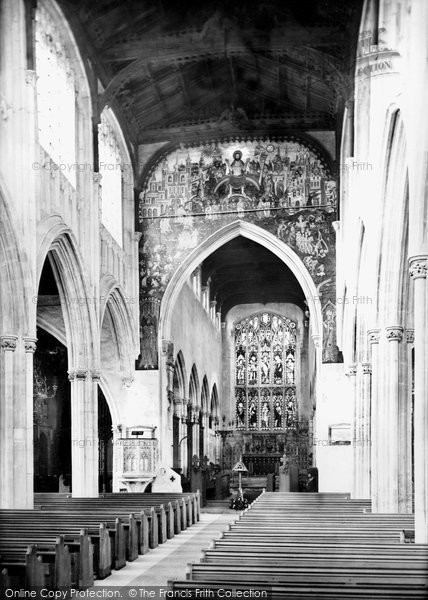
top-left (35, 5), bottom-right (76, 186)
top-left (235, 312), bottom-right (297, 431)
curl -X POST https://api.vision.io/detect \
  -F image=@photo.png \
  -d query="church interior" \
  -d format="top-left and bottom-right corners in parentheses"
top-left (1, 0), bottom-right (428, 596)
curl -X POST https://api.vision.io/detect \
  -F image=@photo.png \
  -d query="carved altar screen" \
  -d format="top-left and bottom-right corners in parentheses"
top-left (235, 312), bottom-right (297, 432)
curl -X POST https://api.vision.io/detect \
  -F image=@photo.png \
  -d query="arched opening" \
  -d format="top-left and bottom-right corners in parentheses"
top-left (200, 376), bottom-right (210, 459)
top-left (188, 364), bottom-right (200, 475)
top-left (36, 223), bottom-right (99, 497)
top-left (34, 258), bottom-right (71, 492)
top-left (160, 225), bottom-right (319, 490)
top-left (98, 387), bottom-right (113, 493)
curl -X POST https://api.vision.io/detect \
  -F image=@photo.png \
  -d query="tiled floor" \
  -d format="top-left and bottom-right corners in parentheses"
top-left (92, 511), bottom-right (237, 587)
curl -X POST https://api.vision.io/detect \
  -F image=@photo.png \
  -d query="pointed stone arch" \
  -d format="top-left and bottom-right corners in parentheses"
top-left (201, 376), bottom-right (210, 413)
top-left (0, 181), bottom-right (34, 508)
top-left (159, 220), bottom-right (322, 349)
top-left (100, 275), bottom-right (138, 383)
top-left (37, 215), bottom-right (99, 371)
top-left (189, 364), bottom-right (200, 407)
top-left (174, 350), bottom-right (188, 400)
top-left (36, 215), bottom-right (100, 496)
top-left (0, 182), bottom-right (31, 336)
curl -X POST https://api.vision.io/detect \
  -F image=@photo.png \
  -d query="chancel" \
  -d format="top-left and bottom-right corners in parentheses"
top-left (1, 0), bottom-right (428, 596)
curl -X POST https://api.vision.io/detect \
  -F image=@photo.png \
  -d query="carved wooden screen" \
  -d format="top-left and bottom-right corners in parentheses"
top-left (235, 312), bottom-right (297, 431)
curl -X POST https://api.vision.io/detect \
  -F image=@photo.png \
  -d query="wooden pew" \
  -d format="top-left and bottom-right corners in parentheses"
top-left (0, 530), bottom-right (93, 589)
top-left (171, 492), bottom-right (428, 599)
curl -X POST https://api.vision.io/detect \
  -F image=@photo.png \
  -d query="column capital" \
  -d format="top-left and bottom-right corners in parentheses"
top-left (23, 337), bottom-right (37, 353)
top-left (346, 364), bottom-right (357, 377)
top-left (367, 329), bottom-right (380, 344)
top-left (91, 370), bottom-right (101, 382)
top-left (68, 368), bottom-right (89, 381)
top-left (405, 329), bottom-right (415, 344)
top-left (409, 255), bottom-right (428, 279)
top-left (361, 362), bottom-right (372, 375)
top-left (0, 335), bottom-right (18, 351)
top-left (385, 326), bottom-right (404, 342)
top-left (122, 374), bottom-right (134, 388)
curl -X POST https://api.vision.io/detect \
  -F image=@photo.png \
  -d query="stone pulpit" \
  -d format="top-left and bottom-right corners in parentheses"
top-left (113, 425), bottom-right (159, 492)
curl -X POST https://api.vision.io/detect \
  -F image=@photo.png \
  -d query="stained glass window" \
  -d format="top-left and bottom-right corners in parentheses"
top-left (234, 312), bottom-right (297, 431)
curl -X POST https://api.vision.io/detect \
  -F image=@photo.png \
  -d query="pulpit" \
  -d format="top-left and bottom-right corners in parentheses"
top-left (113, 425), bottom-right (159, 492)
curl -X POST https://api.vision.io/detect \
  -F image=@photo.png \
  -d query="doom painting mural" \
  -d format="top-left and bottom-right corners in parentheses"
top-left (137, 138), bottom-right (339, 369)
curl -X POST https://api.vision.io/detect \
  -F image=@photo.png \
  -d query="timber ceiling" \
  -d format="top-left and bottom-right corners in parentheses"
top-left (200, 237), bottom-right (306, 318)
top-left (59, 0), bottom-right (364, 147)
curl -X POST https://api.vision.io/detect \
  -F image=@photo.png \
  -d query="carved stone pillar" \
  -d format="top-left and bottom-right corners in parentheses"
top-left (399, 330), bottom-right (414, 513)
top-left (201, 410), bottom-right (210, 459)
top-left (180, 398), bottom-right (189, 476)
top-left (368, 329), bottom-right (380, 511)
top-left (409, 256), bottom-right (428, 541)
top-left (191, 404), bottom-right (201, 459)
top-left (0, 335), bottom-right (19, 507)
top-left (379, 326), bottom-right (403, 512)
top-left (359, 362), bottom-right (371, 499)
top-left (68, 368), bottom-right (99, 497)
top-left (23, 338), bottom-right (37, 506)
top-left (162, 339), bottom-right (174, 465)
top-left (346, 364), bottom-right (358, 498)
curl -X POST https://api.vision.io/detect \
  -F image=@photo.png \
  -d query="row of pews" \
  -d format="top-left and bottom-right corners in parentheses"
top-left (0, 491), bottom-right (200, 590)
top-left (171, 492), bottom-right (428, 599)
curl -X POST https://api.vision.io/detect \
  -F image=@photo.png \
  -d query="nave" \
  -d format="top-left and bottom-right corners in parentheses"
top-left (2, 490), bottom-right (427, 598)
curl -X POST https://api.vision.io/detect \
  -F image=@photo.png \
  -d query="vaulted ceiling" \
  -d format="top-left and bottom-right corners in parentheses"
top-left (59, 0), bottom-right (364, 149)
top-left (200, 236), bottom-right (306, 318)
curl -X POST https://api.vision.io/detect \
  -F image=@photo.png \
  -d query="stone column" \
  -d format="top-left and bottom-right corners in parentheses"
top-left (173, 397), bottom-right (183, 470)
top-left (68, 369), bottom-right (99, 497)
top-left (380, 326), bottom-right (403, 512)
top-left (399, 330), bottom-right (414, 513)
top-left (409, 256), bottom-right (428, 542)
top-left (360, 362), bottom-right (371, 499)
top-left (201, 410), bottom-right (210, 459)
top-left (180, 399), bottom-right (189, 476)
top-left (22, 338), bottom-right (37, 507)
top-left (0, 335), bottom-right (18, 508)
top-left (162, 340), bottom-right (174, 466)
top-left (368, 329), bottom-right (380, 511)
top-left (191, 405), bottom-right (200, 459)
top-left (346, 364), bottom-right (358, 498)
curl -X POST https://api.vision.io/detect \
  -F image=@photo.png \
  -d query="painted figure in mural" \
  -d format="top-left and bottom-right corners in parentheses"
top-left (323, 306), bottom-right (336, 362)
top-left (139, 315), bottom-right (158, 369)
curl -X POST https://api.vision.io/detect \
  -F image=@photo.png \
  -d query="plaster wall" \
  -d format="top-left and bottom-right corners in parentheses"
top-left (315, 363), bottom-right (352, 493)
top-left (170, 281), bottom-right (222, 400)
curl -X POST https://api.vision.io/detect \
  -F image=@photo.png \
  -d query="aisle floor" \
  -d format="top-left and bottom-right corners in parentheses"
top-left (92, 511), bottom-right (237, 587)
